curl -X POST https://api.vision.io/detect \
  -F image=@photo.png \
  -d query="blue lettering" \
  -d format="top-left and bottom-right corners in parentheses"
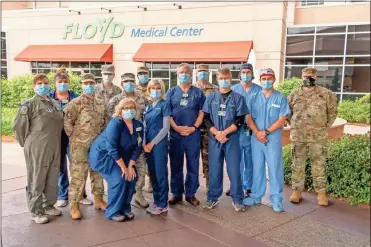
top-left (170, 27), bottom-right (177, 36)
top-left (131, 28), bottom-right (141, 37)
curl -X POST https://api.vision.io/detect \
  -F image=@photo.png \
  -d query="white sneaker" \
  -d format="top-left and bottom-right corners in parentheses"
top-left (56, 200), bottom-right (68, 207)
top-left (32, 215), bottom-right (49, 224)
top-left (45, 207), bottom-right (62, 216)
top-left (79, 198), bottom-right (93, 205)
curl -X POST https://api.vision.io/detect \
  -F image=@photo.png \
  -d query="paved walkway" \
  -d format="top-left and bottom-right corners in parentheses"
top-left (1, 142), bottom-right (370, 247)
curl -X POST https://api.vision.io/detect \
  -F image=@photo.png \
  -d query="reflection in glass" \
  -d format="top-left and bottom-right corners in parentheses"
top-left (342, 94), bottom-right (367, 101)
top-left (70, 62), bottom-right (89, 68)
top-left (284, 66), bottom-right (307, 79)
top-left (222, 63), bottom-right (242, 70)
top-left (231, 71), bottom-right (240, 80)
top-left (314, 66), bottom-right (342, 92)
top-left (91, 69), bottom-right (102, 77)
top-left (37, 62), bottom-right (51, 68)
top-left (315, 35), bottom-right (345, 56)
top-left (345, 56), bottom-right (370, 65)
top-left (343, 66), bottom-right (370, 93)
top-left (38, 69), bottom-right (51, 74)
top-left (162, 79), bottom-right (170, 91)
top-left (316, 25), bottom-right (346, 34)
top-left (196, 63), bottom-right (220, 70)
top-left (31, 69), bottom-right (37, 75)
top-left (286, 36), bottom-right (315, 56)
top-left (152, 70), bottom-right (169, 78)
top-left (170, 62), bottom-right (182, 69)
top-left (287, 27), bottom-right (315, 35)
top-left (348, 24), bottom-right (371, 33)
top-left (90, 62), bottom-right (106, 69)
top-left (152, 63), bottom-right (169, 69)
top-left (52, 62), bottom-right (69, 68)
top-left (314, 57), bottom-right (343, 65)
top-left (1, 68), bottom-right (7, 79)
top-left (286, 57), bottom-right (313, 65)
top-left (346, 33), bottom-right (370, 55)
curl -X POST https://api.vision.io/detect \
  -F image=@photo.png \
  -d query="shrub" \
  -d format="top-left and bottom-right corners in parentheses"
top-left (275, 77), bottom-right (302, 97)
top-left (1, 72), bottom-right (82, 108)
top-left (1, 108), bottom-right (18, 136)
top-left (283, 135), bottom-right (371, 205)
top-left (338, 94), bottom-right (370, 124)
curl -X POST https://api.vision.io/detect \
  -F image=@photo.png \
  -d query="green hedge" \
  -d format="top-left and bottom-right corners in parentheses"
top-left (283, 135), bottom-right (371, 206)
top-left (338, 94), bottom-right (370, 124)
top-left (1, 108), bottom-right (18, 136)
top-left (275, 77), bottom-right (302, 97)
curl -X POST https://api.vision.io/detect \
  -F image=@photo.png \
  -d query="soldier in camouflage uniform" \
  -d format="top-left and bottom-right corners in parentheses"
top-left (288, 67), bottom-right (338, 206)
top-left (135, 66), bottom-right (153, 193)
top-left (64, 73), bottom-right (107, 220)
top-left (94, 64), bottom-right (122, 106)
top-left (193, 64), bottom-right (218, 189)
top-left (107, 73), bottom-right (149, 208)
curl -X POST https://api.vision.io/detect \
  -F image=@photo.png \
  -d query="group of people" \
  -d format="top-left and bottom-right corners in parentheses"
top-left (14, 61), bottom-right (338, 224)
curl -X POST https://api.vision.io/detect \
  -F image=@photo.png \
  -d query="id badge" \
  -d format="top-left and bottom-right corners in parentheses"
top-left (180, 99), bottom-right (188, 106)
top-left (245, 129), bottom-right (251, 136)
top-left (218, 111), bottom-right (226, 117)
top-left (220, 104), bottom-right (226, 109)
top-left (183, 93), bottom-right (188, 98)
top-left (137, 134), bottom-right (142, 144)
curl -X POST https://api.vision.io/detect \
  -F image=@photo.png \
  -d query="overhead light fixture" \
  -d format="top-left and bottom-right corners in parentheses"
top-left (137, 5), bottom-right (147, 11)
top-left (69, 9), bottom-right (81, 15)
top-left (101, 7), bottom-right (112, 13)
top-left (173, 3), bottom-right (182, 9)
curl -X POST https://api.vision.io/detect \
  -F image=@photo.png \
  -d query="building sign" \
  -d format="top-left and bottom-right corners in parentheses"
top-left (63, 17), bottom-right (124, 43)
top-left (131, 27), bottom-right (204, 38)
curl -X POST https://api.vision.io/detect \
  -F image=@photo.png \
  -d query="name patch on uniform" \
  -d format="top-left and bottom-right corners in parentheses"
top-left (272, 104), bottom-right (280, 108)
top-left (136, 127), bottom-right (142, 131)
top-left (19, 105), bottom-right (28, 115)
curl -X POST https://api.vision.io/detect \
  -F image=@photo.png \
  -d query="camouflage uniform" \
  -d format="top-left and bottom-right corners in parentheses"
top-left (64, 74), bottom-right (106, 203)
top-left (106, 73), bottom-right (149, 206)
top-left (288, 84), bottom-right (338, 192)
top-left (193, 64), bottom-right (219, 189)
top-left (94, 65), bottom-right (122, 106)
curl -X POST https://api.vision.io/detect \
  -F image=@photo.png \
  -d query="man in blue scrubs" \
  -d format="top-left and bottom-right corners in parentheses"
top-left (229, 63), bottom-right (261, 198)
top-left (202, 67), bottom-right (248, 212)
top-left (243, 68), bottom-right (290, 212)
top-left (166, 63), bottom-right (205, 206)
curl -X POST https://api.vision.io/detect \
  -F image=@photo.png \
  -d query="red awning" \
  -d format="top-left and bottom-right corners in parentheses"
top-left (14, 44), bottom-right (113, 62)
top-left (132, 41), bottom-right (253, 62)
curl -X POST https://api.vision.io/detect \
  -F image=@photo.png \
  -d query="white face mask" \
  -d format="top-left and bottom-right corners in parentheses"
top-left (102, 74), bottom-right (114, 84)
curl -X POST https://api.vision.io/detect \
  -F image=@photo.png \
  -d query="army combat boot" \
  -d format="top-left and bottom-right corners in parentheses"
top-left (94, 195), bottom-right (107, 210)
top-left (289, 190), bottom-right (302, 203)
top-left (317, 191), bottom-right (329, 206)
top-left (70, 202), bottom-right (81, 220)
top-left (135, 174), bottom-right (149, 208)
top-left (146, 176), bottom-right (153, 193)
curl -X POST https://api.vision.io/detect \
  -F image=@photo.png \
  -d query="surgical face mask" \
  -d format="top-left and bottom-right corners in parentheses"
top-left (56, 82), bottom-right (69, 92)
top-left (138, 74), bottom-right (149, 85)
top-left (178, 73), bottom-right (190, 84)
top-left (303, 77), bottom-right (316, 87)
top-left (240, 74), bottom-right (252, 83)
top-left (102, 74), bottom-right (114, 84)
top-left (150, 89), bottom-right (162, 99)
top-left (123, 82), bottom-right (135, 93)
top-left (197, 72), bottom-right (208, 81)
top-left (122, 109), bottom-right (136, 120)
top-left (35, 84), bottom-right (50, 96)
top-left (82, 84), bottom-right (95, 94)
top-left (218, 79), bottom-right (231, 89)
top-left (261, 80), bottom-right (274, 90)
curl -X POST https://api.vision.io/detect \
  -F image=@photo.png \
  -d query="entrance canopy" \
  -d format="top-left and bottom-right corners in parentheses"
top-left (133, 41), bottom-right (253, 62)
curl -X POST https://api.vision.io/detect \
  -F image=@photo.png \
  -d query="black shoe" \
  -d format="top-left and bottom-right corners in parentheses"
top-left (168, 196), bottom-right (183, 206)
top-left (225, 189), bottom-right (231, 196)
top-left (186, 196), bottom-right (200, 206)
top-left (245, 189), bottom-right (251, 198)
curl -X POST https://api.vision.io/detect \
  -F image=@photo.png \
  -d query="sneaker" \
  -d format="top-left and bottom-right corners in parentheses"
top-left (56, 200), bottom-right (68, 207)
top-left (80, 198), bottom-right (93, 205)
top-left (203, 200), bottom-right (218, 209)
top-left (146, 204), bottom-right (157, 214)
top-left (124, 212), bottom-right (135, 220)
top-left (45, 207), bottom-right (62, 216)
top-left (225, 189), bottom-right (231, 196)
top-left (32, 215), bottom-right (49, 224)
top-left (111, 214), bottom-right (125, 222)
top-left (232, 202), bottom-right (246, 212)
top-left (244, 189), bottom-right (252, 198)
top-left (243, 197), bottom-right (261, 206)
top-left (147, 204), bottom-right (169, 215)
top-left (272, 201), bottom-right (283, 212)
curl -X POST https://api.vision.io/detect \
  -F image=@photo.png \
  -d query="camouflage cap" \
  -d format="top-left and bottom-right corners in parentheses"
top-left (196, 64), bottom-right (209, 72)
top-left (101, 64), bottom-right (115, 74)
top-left (302, 67), bottom-right (317, 76)
top-left (137, 66), bottom-right (149, 74)
top-left (121, 73), bottom-right (136, 82)
top-left (80, 73), bottom-right (96, 83)
top-left (260, 68), bottom-right (275, 78)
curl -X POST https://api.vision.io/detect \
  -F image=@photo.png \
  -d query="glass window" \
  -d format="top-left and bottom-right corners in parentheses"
top-left (170, 62), bottom-right (183, 69)
top-left (346, 33), bottom-right (370, 55)
top-left (90, 69), bottom-right (102, 77)
top-left (301, 0), bottom-right (324, 6)
top-left (90, 62), bottom-right (106, 69)
top-left (145, 62), bottom-right (152, 69)
top-left (314, 66), bottom-right (343, 92)
top-left (196, 62), bottom-right (220, 70)
top-left (314, 57), bottom-right (344, 65)
top-left (1, 32), bottom-right (5, 38)
top-left (1, 51), bottom-right (6, 60)
top-left (284, 66), bottom-right (307, 78)
top-left (152, 63), bottom-right (169, 69)
top-left (70, 62), bottom-right (89, 68)
top-left (1, 68), bottom-right (7, 78)
top-left (51, 62), bottom-right (69, 68)
top-left (286, 36), bottom-right (315, 56)
top-left (343, 66), bottom-right (370, 93)
top-left (316, 25), bottom-right (346, 34)
top-left (211, 70), bottom-right (218, 85)
top-left (38, 69), bottom-right (51, 74)
top-left (287, 27), bottom-right (315, 35)
top-left (231, 71), bottom-right (240, 80)
top-left (286, 57), bottom-right (313, 65)
top-left (222, 63), bottom-right (242, 70)
top-left (1, 39), bottom-right (6, 50)
top-left (315, 35), bottom-right (345, 56)
top-left (31, 62), bottom-right (37, 68)
top-left (342, 94), bottom-right (367, 101)
top-left (152, 70), bottom-right (169, 78)
top-left (348, 24), bottom-right (371, 33)
top-left (31, 69), bottom-right (37, 74)
top-left (345, 56), bottom-right (370, 65)
top-left (170, 74), bottom-right (178, 89)
top-left (162, 79), bottom-right (170, 91)
top-left (37, 62), bottom-right (51, 68)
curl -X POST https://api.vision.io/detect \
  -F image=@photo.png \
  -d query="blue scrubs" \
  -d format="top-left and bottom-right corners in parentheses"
top-left (144, 100), bottom-right (171, 208)
top-left (202, 91), bottom-right (248, 204)
top-left (49, 90), bottom-right (79, 201)
top-left (165, 85), bottom-right (205, 198)
top-left (247, 90), bottom-right (291, 203)
top-left (88, 117), bottom-right (144, 220)
top-left (231, 83), bottom-right (261, 191)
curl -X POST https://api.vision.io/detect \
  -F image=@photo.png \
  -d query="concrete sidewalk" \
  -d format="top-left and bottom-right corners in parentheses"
top-left (2, 142), bottom-right (370, 247)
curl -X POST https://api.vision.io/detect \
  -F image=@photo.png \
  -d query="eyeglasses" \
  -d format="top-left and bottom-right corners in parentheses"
top-left (122, 107), bottom-right (136, 111)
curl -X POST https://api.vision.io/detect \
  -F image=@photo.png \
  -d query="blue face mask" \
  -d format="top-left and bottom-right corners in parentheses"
top-left (122, 109), bottom-right (136, 120)
top-left (198, 72), bottom-right (208, 81)
top-left (35, 84), bottom-right (50, 96)
top-left (82, 85), bottom-right (95, 94)
top-left (56, 83), bottom-right (69, 92)
top-left (241, 74), bottom-right (252, 83)
top-left (138, 74), bottom-right (149, 85)
top-left (178, 73), bottom-right (190, 84)
top-left (123, 82), bottom-right (135, 93)
top-left (261, 80), bottom-right (274, 90)
top-left (218, 80), bottom-right (231, 89)
top-left (150, 89), bottom-right (162, 99)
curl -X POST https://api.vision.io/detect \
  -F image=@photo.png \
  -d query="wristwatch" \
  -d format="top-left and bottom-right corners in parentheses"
top-left (193, 125), bottom-right (199, 131)
top-left (265, 129), bottom-right (271, 136)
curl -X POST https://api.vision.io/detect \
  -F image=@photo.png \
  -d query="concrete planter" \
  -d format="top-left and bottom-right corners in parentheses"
top-left (282, 118), bottom-right (348, 146)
